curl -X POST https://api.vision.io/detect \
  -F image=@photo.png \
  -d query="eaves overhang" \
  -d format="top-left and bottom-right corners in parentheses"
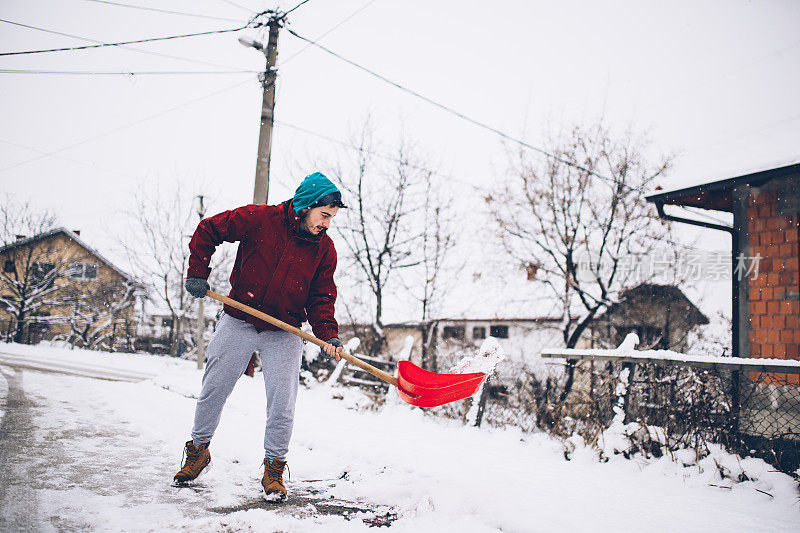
top-left (645, 162), bottom-right (800, 212)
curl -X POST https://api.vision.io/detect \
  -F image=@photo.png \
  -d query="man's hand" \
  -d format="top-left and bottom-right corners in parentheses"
top-left (185, 278), bottom-right (210, 298)
top-left (321, 337), bottom-right (343, 361)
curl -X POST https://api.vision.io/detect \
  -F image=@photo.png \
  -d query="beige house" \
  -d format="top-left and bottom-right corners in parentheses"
top-left (0, 228), bottom-right (140, 348)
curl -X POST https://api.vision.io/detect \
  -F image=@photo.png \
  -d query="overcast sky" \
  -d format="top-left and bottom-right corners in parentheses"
top-left (2, 0), bottom-right (799, 318)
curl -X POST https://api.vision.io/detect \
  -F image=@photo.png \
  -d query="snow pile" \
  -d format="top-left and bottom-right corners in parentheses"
top-left (450, 337), bottom-right (506, 426)
top-left (598, 427), bottom-right (799, 503)
top-left (615, 332), bottom-right (639, 354)
top-left (450, 336), bottom-right (505, 375)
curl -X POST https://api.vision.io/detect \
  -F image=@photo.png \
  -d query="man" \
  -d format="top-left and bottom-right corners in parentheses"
top-left (174, 172), bottom-right (346, 501)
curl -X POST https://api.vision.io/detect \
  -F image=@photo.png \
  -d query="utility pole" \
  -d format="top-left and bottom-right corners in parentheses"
top-left (241, 15), bottom-right (281, 205)
top-left (195, 195), bottom-right (207, 369)
top-left (236, 13), bottom-right (282, 377)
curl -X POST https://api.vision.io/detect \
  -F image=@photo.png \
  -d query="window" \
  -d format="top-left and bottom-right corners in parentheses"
top-left (161, 317), bottom-right (174, 328)
top-left (69, 262), bottom-right (98, 280)
top-left (3, 260), bottom-right (15, 273)
top-left (472, 326), bottom-right (486, 339)
top-left (31, 262), bottom-right (55, 286)
top-left (490, 325), bottom-right (509, 338)
top-left (442, 326), bottom-right (465, 340)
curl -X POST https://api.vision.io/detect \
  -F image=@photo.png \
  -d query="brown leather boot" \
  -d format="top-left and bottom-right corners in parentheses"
top-left (262, 458), bottom-right (288, 501)
top-left (174, 440), bottom-right (211, 484)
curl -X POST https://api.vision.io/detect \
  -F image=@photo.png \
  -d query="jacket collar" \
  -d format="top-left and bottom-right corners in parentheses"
top-left (281, 200), bottom-right (324, 242)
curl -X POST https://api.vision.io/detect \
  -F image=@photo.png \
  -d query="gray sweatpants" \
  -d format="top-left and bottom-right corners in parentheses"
top-left (191, 312), bottom-right (304, 461)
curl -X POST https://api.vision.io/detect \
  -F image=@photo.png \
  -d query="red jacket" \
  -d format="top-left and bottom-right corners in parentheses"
top-left (187, 200), bottom-right (339, 341)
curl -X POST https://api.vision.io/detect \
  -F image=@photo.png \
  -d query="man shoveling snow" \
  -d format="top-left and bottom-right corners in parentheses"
top-left (174, 172), bottom-right (347, 501)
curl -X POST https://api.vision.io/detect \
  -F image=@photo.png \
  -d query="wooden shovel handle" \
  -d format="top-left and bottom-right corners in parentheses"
top-left (206, 291), bottom-right (399, 387)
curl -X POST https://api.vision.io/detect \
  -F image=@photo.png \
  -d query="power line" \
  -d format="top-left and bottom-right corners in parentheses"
top-left (681, 206), bottom-right (733, 227)
top-left (284, 28), bottom-right (625, 190)
top-left (82, 0), bottom-right (245, 23)
top-left (0, 68), bottom-right (258, 76)
top-left (0, 18), bottom-right (249, 69)
top-left (278, 0), bottom-right (380, 67)
top-left (0, 18), bottom-right (255, 57)
top-left (283, 0), bottom-right (314, 16)
top-left (0, 79), bottom-right (253, 175)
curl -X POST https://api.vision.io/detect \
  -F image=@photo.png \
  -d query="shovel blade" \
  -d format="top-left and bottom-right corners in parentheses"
top-left (396, 360), bottom-right (486, 408)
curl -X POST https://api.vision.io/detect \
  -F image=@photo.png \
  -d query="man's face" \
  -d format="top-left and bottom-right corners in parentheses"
top-left (300, 205), bottom-right (340, 235)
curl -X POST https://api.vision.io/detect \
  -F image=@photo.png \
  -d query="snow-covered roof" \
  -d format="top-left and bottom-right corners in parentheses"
top-left (646, 160), bottom-right (800, 201)
top-left (646, 161), bottom-right (800, 212)
top-left (0, 227), bottom-right (139, 285)
top-left (435, 259), bottom-right (563, 321)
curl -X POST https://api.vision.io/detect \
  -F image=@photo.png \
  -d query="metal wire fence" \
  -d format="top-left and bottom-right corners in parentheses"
top-left (425, 354), bottom-right (800, 475)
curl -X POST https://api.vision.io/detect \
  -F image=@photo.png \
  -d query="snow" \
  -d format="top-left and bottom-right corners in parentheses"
top-left (648, 156), bottom-right (800, 198)
top-left (615, 332), bottom-right (640, 354)
top-left (396, 335), bottom-right (415, 361)
top-left (0, 370), bottom-right (7, 424)
top-left (542, 339), bottom-right (800, 371)
top-left (452, 338), bottom-right (507, 426)
top-left (1, 342), bottom-right (799, 531)
top-left (450, 337), bottom-right (506, 375)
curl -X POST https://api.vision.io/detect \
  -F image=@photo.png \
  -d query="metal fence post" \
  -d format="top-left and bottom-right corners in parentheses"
top-left (472, 375), bottom-right (491, 427)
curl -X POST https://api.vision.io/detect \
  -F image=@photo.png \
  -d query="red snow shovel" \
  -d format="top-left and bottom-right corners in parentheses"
top-left (205, 291), bottom-right (486, 407)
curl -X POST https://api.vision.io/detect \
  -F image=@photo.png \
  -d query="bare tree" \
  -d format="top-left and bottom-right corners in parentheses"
top-left (122, 184), bottom-right (230, 356)
top-left (58, 278), bottom-right (138, 350)
top-left (403, 170), bottom-right (460, 370)
top-left (293, 118), bottom-right (460, 361)
top-left (489, 121), bottom-right (671, 354)
top-left (0, 196), bottom-right (65, 343)
top-left (329, 125), bottom-right (425, 355)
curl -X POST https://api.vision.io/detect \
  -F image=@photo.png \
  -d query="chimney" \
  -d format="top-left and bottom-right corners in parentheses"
top-left (73, 230), bottom-right (81, 236)
top-left (15, 235), bottom-right (26, 241)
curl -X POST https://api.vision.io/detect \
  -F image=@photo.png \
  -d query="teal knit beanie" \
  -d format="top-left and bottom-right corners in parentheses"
top-left (292, 172), bottom-right (342, 212)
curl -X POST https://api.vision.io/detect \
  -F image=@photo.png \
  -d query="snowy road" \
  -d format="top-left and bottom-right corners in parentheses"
top-left (0, 366), bottom-right (211, 530)
top-left (0, 368), bottom-right (41, 531)
top-left (1, 344), bottom-right (799, 532)
top-left (0, 364), bottom-right (396, 531)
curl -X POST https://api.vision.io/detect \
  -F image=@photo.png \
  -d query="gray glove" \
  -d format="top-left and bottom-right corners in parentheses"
top-left (320, 337), bottom-right (343, 358)
top-left (185, 278), bottom-right (210, 298)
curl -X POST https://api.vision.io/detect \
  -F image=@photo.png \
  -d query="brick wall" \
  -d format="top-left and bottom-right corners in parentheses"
top-left (747, 188), bottom-right (800, 385)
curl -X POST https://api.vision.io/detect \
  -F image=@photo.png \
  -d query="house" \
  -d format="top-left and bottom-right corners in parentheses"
top-left (0, 228), bottom-right (142, 349)
top-left (331, 260), bottom-right (572, 393)
top-left (374, 262), bottom-right (584, 376)
top-left (646, 162), bottom-right (799, 364)
top-left (646, 161), bottom-right (799, 445)
top-left (592, 283), bottom-right (709, 352)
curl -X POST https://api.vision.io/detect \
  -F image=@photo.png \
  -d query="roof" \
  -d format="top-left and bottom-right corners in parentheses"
top-left (434, 317), bottom-right (563, 323)
top-left (645, 162), bottom-right (800, 212)
top-left (384, 316), bottom-right (564, 327)
top-left (601, 283), bottom-right (709, 327)
top-left (0, 227), bottom-right (139, 285)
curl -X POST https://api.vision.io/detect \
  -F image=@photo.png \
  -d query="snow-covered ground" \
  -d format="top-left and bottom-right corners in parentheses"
top-left (0, 342), bottom-right (798, 532)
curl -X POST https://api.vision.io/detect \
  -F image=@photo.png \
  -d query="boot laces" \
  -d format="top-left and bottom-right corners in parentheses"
top-left (266, 459), bottom-right (289, 483)
top-left (179, 444), bottom-right (203, 473)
